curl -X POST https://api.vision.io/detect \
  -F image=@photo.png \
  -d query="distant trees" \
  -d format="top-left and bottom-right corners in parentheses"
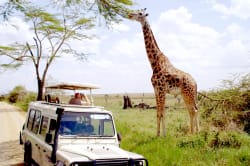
top-left (8, 85), bottom-right (26, 103)
top-left (0, 0), bottom-right (133, 100)
top-left (199, 73), bottom-right (250, 112)
top-left (199, 73), bottom-right (250, 133)
top-left (5, 85), bottom-right (36, 111)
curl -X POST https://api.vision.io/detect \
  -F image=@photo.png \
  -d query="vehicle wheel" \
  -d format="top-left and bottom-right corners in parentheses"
top-left (56, 161), bottom-right (65, 166)
top-left (24, 141), bottom-right (32, 166)
top-left (19, 131), bottom-right (23, 145)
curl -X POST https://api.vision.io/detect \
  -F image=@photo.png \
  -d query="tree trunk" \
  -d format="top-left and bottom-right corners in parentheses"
top-left (127, 96), bottom-right (132, 108)
top-left (37, 79), bottom-right (44, 101)
top-left (123, 96), bottom-right (128, 109)
top-left (123, 96), bottom-right (132, 109)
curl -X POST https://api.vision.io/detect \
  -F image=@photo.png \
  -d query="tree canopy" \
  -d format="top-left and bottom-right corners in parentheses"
top-left (0, 0), bottom-right (134, 100)
top-left (1, 0), bottom-right (133, 23)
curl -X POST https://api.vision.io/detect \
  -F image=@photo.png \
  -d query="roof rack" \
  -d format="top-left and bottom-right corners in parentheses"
top-left (45, 82), bottom-right (100, 90)
top-left (45, 82), bottom-right (100, 106)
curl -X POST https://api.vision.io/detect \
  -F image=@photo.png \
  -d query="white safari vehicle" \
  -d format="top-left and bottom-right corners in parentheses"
top-left (20, 83), bottom-right (148, 166)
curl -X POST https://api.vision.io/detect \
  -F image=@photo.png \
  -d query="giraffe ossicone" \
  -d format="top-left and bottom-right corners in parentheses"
top-left (128, 8), bottom-right (199, 136)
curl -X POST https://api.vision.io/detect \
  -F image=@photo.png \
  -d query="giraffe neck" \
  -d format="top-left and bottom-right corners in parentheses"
top-left (142, 21), bottom-right (163, 69)
top-left (141, 20), bottom-right (173, 72)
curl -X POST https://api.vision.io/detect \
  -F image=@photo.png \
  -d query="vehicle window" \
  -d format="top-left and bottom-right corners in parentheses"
top-left (103, 120), bottom-right (115, 136)
top-left (59, 112), bottom-right (115, 137)
top-left (27, 109), bottom-right (42, 134)
top-left (39, 116), bottom-right (49, 137)
top-left (32, 110), bottom-right (41, 134)
top-left (49, 119), bottom-right (57, 132)
top-left (47, 119), bottom-right (56, 143)
top-left (27, 110), bottom-right (35, 130)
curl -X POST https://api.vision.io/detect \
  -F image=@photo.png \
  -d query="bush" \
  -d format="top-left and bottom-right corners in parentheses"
top-left (16, 92), bottom-right (36, 111)
top-left (237, 111), bottom-right (250, 134)
top-left (209, 132), bottom-right (242, 149)
top-left (7, 85), bottom-right (36, 111)
top-left (8, 91), bottom-right (19, 103)
top-left (177, 137), bottom-right (205, 148)
top-left (8, 85), bottom-right (26, 103)
top-left (0, 95), bottom-right (6, 101)
top-left (199, 73), bottom-right (250, 133)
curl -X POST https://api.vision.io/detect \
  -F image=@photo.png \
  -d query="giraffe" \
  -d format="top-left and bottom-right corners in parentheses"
top-left (128, 8), bottom-right (199, 136)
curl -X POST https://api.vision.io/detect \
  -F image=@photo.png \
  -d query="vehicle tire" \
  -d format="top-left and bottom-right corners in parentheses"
top-left (56, 161), bottom-right (65, 166)
top-left (19, 131), bottom-right (23, 145)
top-left (24, 141), bottom-right (32, 166)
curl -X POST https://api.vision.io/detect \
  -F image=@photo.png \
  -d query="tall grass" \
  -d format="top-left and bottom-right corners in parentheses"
top-left (94, 93), bottom-right (250, 166)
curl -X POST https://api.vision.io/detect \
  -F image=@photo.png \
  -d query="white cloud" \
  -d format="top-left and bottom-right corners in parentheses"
top-left (70, 37), bottom-right (101, 55)
top-left (0, 0), bottom-right (7, 5)
top-left (226, 23), bottom-right (242, 34)
top-left (210, 0), bottom-right (250, 19)
top-left (107, 37), bottom-right (144, 59)
top-left (158, 6), bottom-right (192, 23)
top-left (90, 59), bottom-right (114, 69)
top-left (152, 7), bottom-right (220, 66)
top-left (222, 40), bottom-right (249, 68)
top-left (0, 17), bottom-right (32, 44)
top-left (109, 22), bottom-right (130, 32)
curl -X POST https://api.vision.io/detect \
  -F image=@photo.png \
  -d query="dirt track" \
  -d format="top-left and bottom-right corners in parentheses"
top-left (0, 102), bottom-right (26, 165)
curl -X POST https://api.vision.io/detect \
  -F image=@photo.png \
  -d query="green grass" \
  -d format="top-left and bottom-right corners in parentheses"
top-left (12, 92), bottom-right (249, 165)
top-left (94, 93), bottom-right (250, 166)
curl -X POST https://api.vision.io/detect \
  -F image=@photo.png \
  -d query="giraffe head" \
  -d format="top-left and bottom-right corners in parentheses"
top-left (128, 8), bottom-right (148, 24)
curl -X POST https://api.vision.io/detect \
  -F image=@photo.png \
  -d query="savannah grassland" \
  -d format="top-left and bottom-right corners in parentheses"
top-left (94, 93), bottom-right (250, 166)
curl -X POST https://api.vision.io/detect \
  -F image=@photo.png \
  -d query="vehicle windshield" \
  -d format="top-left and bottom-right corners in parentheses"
top-left (59, 112), bottom-right (115, 137)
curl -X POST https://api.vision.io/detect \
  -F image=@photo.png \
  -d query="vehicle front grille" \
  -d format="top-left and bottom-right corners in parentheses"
top-left (70, 158), bottom-right (148, 166)
top-left (71, 159), bottom-right (129, 166)
top-left (94, 159), bottom-right (129, 166)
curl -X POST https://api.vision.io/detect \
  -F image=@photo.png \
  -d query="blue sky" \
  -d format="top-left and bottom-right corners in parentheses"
top-left (0, 0), bottom-right (249, 94)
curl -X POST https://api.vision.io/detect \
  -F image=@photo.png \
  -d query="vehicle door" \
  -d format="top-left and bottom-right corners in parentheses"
top-left (25, 109), bottom-right (42, 164)
top-left (39, 117), bottom-right (56, 166)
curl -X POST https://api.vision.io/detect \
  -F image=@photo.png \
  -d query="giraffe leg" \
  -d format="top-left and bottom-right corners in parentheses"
top-left (161, 108), bottom-right (166, 136)
top-left (188, 108), bottom-right (195, 133)
top-left (188, 106), bottom-right (199, 133)
top-left (155, 89), bottom-right (166, 136)
top-left (157, 101), bottom-right (166, 136)
top-left (182, 95), bottom-right (199, 133)
top-left (156, 111), bottom-right (161, 136)
top-left (193, 106), bottom-right (199, 132)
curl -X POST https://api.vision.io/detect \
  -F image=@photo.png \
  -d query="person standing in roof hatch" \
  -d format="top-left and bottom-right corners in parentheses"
top-left (69, 93), bottom-right (82, 105)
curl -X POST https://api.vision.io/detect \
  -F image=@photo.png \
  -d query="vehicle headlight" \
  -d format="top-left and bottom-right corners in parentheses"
top-left (135, 160), bottom-right (143, 166)
top-left (134, 159), bottom-right (148, 166)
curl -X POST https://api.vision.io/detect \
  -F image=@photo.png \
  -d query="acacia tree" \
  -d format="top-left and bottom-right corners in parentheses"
top-left (0, 0), bottom-right (133, 100)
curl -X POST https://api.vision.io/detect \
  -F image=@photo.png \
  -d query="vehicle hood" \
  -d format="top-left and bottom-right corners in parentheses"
top-left (59, 144), bottom-right (142, 160)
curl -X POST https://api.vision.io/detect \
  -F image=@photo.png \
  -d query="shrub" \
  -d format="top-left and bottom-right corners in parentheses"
top-left (17, 92), bottom-right (36, 111)
top-left (209, 132), bottom-right (241, 149)
top-left (7, 85), bottom-right (36, 111)
top-left (237, 111), bottom-right (250, 134)
top-left (199, 73), bottom-right (250, 133)
top-left (177, 138), bottom-right (205, 148)
top-left (239, 155), bottom-right (250, 165)
top-left (7, 85), bottom-right (26, 103)
top-left (8, 91), bottom-right (19, 103)
top-left (0, 95), bottom-right (6, 101)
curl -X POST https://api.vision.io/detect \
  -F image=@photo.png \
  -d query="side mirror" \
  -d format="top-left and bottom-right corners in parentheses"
top-left (117, 133), bottom-right (122, 142)
top-left (45, 133), bottom-right (52, 143)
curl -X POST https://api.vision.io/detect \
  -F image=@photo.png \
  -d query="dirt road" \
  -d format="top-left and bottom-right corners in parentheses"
top-left (0, 102), bottom-right (26, 165)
